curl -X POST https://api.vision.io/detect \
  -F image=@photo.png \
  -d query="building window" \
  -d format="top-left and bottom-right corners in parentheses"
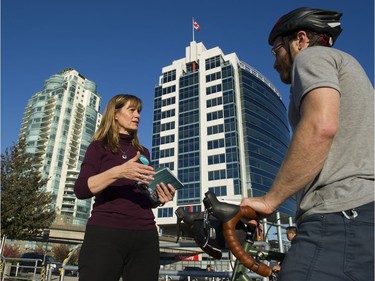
top-left (161, 109), bottom-right (175, 119)
top-left (207, 97), bottom-right (223, 108)
top-left (178, 138), bottom-right (200, 154)
top-left (179, 97), bottom-right (199, 113)
top-left (207, 110), bottom-right (223, 121)
top-left (162, 85), bottom-right (176, 95)
top-left (162, 70), bottom-right (176, 83)
top-left (208, 169), bottom-right (226, 180)
top-left (206, 84), bottom-right (222, 95)
top-left (207, 139), bottom-right (225, 150)
top-left (160, 134), bottom-right (175, 145)
top-left (159, 148), bottom-right (174, 158)
top-left (162, 96), bottom-right (176, 107)
top-left (180, 110), bottom-right (199, 125)
top-left (179, 124), bottom-right (199, 139)
top-left (156, 162), bottom-right (175, 171)
top-left (208, 186), bottom-right (227, 196)
top-left (161, 121), bottom-right (175, 131)
top-left (205, 56), bottom-right (221, 70)
top-left (207, 124), bottom-right (224, 135)
top-left (183, 205), bottom-right (201, 213)
top-left (178, 152), bottom-right (200, 168)
top-left (208, 153), bottom-right (225, 165)
top-left (157, 207), bottom-right (173, 218)
top-left (206, 71), bottom-right (221, 82)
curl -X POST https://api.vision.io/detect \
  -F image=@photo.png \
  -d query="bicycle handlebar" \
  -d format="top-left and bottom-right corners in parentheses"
top-left (203, 191), bottom-right (272, 277)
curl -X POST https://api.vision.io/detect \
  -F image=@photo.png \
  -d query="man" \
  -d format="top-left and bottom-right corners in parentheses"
top-left (241, 7), bottom-right (374, 280)
top-left (272, 226), bottom-right (297, 272)
top-left (285, 226), bottom-right (296, 242)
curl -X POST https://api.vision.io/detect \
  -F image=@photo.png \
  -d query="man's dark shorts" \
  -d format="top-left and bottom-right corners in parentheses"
top-left (280, 201), bottom-right (374, 281)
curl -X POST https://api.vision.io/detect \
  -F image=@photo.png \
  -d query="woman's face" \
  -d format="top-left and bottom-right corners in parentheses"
top-left (115, 100), bottom-right (141, 134)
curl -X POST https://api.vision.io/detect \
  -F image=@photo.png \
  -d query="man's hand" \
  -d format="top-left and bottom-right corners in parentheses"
top-left (240, 196), bottom-right (275, 226)
top-left (272, 263), bottom-right (281, 272)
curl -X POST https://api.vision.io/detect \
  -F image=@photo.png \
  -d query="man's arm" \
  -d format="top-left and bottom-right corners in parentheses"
top-left (241, 87), bottom-right (340, 216)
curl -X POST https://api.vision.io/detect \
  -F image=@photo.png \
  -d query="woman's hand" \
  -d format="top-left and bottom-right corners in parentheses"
top-left (155, 182), bottom-right (176, 203)
top-left (117, 151), bottom-right (156, 183)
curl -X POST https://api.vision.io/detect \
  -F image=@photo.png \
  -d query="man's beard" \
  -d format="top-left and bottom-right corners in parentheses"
top-left (279, 55), bottom-right (292, 84)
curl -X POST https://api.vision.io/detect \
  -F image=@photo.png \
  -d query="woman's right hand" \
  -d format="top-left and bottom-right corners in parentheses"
top-left (88, 152), bottom-right (155, 194)
top-left (118, 151), bottom-right (156, 184)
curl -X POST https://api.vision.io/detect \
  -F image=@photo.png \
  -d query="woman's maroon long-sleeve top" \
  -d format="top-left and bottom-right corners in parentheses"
top-left (74, 134), bottom-right (156, 230)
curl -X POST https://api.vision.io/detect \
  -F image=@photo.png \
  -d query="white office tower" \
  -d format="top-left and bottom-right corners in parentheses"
top-left (19, 67), bottom-right (101, 228)
top-left (152, 42), bottom-right (293, 235)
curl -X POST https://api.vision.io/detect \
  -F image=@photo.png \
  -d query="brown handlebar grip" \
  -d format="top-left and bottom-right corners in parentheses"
top-left (222, 206), bottom-right (272, 277)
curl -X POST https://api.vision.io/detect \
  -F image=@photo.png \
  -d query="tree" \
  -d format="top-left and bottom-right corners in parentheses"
top-left (2, 244), bottom-right (21, 258)
top-left (52, 244), bottom-right (79, 264)
top-left (1, 139), bottom-right (56, 240)
top-left (52, 244), bottom-right (70, 262)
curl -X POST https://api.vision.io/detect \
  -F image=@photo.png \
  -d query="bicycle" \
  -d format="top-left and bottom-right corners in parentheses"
top-left (175, 191), bottom-right (285, 281)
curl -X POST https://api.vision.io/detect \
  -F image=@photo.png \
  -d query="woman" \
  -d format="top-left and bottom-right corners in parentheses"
top-left (74, 94), bottom-right (176, 281)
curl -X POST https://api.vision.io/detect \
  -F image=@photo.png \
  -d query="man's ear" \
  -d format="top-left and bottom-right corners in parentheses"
top-left (296, 31), bottom-right (309, 49)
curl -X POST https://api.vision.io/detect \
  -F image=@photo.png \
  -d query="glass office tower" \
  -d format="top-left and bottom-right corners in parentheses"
top-left (19, 67), bottom-right (101, 227)
top-left (152, 42), bottom-right (294, 233)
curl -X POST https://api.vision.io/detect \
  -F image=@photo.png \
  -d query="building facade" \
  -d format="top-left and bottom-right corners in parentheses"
top-left (152, 42), bottom-right (294, 235)
top-left (20, 67), bottom-right (101, 228)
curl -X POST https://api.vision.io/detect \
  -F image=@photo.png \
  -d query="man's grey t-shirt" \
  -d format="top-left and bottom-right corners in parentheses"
top-left (288, 46), bottom-right (374, 222)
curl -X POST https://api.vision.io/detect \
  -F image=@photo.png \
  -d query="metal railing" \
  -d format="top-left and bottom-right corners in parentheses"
top-left (159, 269), bottom-right (267, 280)
top-left (59, 245), bottom-right (81, 280)
top-left (0, 257), bottom-right (59, 281)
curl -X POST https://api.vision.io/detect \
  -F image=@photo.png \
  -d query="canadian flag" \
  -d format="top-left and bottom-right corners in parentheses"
top-left (193, 19), bottom-right (200, 31)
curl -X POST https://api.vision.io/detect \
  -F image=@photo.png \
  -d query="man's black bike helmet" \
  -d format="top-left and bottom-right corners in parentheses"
top-left (268, 7), bottom-right (343, 46)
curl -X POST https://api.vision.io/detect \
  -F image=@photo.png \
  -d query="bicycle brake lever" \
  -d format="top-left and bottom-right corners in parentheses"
top-left (202, 209), bottom-right (210, 247)
top-left (175, 207), bottom-right (187, 243)
top-left (176, 217), bottom-right (182, 243)
top-left (245, 225), bottom-right (257, 244)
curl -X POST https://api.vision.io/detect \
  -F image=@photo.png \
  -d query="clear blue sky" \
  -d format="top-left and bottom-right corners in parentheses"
top-left (2, 0), bottom-right (374, 152)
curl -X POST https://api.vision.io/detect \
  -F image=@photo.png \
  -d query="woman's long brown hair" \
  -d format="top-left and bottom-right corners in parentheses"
top-left (93, 94), bottom-right (144, 153)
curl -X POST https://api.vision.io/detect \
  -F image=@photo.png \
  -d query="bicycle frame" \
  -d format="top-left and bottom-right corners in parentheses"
top-left (230, 242), bottom-right (258, 281)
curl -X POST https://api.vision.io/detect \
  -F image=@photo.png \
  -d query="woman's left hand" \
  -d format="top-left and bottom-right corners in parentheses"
top-left (155, 182), bottom-right (176, 203)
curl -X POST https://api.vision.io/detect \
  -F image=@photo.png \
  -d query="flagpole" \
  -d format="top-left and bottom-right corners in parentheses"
top-left (192, 17), bottom-right (195, 41)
